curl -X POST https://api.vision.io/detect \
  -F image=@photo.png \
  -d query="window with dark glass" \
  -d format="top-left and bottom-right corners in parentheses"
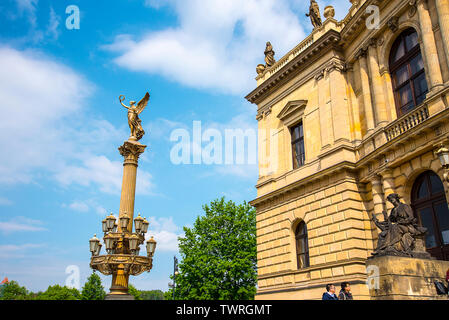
top-left (291, 122), bottom-right (305, 170)
top-left (389, 28), bottom-right (428, 116)
top-left (412, 171), bottom-right (449, 261)
top-left (295, 221), bottom-right (310, 269)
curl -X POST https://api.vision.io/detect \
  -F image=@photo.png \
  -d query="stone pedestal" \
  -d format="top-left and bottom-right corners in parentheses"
top-left (366, 255), bottom-right (449, 300)
top-left (105, 293), bottom-right (135, 300)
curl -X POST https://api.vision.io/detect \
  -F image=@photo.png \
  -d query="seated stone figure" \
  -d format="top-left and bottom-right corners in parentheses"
top-left (370, 193), bottom-right (429, 258)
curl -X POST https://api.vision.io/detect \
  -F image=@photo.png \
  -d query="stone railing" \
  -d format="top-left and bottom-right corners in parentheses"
top-left (384, 104), bottom-right (430, 142)
top-left (267, 33), bottom-right (315, 78)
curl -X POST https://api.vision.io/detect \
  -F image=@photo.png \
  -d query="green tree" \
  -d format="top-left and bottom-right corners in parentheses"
top-left (0, 281), bottom-right (29, 300)
top-left (128, 284), bottom-right (141, 300)
top-left (169, 198), bottom-right (257, 300)
top-left (36, 284), bottom-right (81, 300)
top-left (140, 290), bottom-right (165, 300)
top-left (81, 272), bottom-right (106, 300)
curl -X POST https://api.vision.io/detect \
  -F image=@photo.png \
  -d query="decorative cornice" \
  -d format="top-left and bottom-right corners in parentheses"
top-left (245, 29), bottom-right (342, 105)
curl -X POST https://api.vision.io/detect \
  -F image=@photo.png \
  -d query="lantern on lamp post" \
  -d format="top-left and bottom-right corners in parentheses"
top-left (142, 218), bottom-right (149, 234)
top-left (134, 213), bottom-right (144, 234)
top-left (105, 214), bottom-right (116, 232)
top-left (119, 214), bottom-right (130, 232)
top-left (89, 234), bottom-right (100, 256)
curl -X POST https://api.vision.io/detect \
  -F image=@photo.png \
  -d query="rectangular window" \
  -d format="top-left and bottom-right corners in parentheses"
top-left (291, 122), bottom-right (305, 170)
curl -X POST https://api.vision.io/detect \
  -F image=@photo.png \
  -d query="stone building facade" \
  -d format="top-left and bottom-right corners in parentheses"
top-left (246, 0), bottom-right (449, 299)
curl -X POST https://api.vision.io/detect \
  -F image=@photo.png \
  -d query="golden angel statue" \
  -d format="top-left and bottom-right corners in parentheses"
top-left (119, 92), bottom-right (150, 141)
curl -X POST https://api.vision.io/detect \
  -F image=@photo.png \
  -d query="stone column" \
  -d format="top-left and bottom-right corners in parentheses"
top-left (417, 0), bottom-right (444, 91)
top-left (118, 140), bottom-right (146, 232)
top-left (367, 40), bottom-right (388, 126)
top-left (317, 70), bottom-right (334, 149)
top-left (371, 175), bottom-right (386, 219)
top-left (379, 169), bottom-right (396, 211)
top-left (347, 64), bottom-right (363, 142)
top-left (328, 60), bottom-right (351, 143)
top-left (435, 0), bottom-right (449, 70)
top-left (381, 70), bottom-right (397, 121)
top-left (356, 49), bottom-right (375, 134)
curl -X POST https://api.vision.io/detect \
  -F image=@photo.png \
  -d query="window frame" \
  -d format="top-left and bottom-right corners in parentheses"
top-left (389, 28), bottom-right (428, 117)
top-left (290, 122), bottom-right (305, 170)
top-left (295, 221), bottom-right (310, 269)
top-left (411, 171), bottom-right (449, 261)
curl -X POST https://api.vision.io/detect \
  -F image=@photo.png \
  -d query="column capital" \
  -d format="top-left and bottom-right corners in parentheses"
top-left (325, 60), bottom-right (346, 74)
top-left (355, 48), bottom-right (367, 60)
top-left (371, 174), bottom-right (383, 186)
top-left (119, 140), bottom-right (147, 164)
top-left (378, 168), bottom-right (394, 179)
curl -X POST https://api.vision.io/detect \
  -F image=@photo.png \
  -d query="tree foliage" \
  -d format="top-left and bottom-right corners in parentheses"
top-left (128, 284), bottom-right (142, 300)
top-left (35, 285), bottom-right (81, 300)
top-left (0, 281), bottom-right (29, 300)
top-left (139, 289), bottom-right (165, 300)
top-left (169, 198), bottom-right (257, 300)
top-left (81, 272), bottom-right (106, 300)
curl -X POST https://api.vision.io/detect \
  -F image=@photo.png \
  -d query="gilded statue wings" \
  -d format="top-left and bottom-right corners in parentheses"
top-left (136, 92), bottom-right (150, 115)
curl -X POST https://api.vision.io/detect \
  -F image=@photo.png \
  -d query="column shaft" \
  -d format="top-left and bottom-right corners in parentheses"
top-left (329, 64), bottom-right (351, 142)
top-left (317, 72), bottom-right (334, 148)
top-left (435, 0), bottom-right (449, 70)
top-left (371, 176), bottom-right (386, 220)
top-left (380, 169), bottom-right (396, 211)
top-left (118, 140), bottom-right (146, 232)
top-left (119, 161), bottom-right (138, 232)
top-left (417, 0), bottom-right (444, 90)
top-left (358, 52), bottom-right (375, 133)
top-left (368, 43), bottom-right (388, 125)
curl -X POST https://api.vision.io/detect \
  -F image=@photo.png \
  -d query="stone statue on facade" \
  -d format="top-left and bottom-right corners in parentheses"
top-left (306, 0), bottom-right (322, 29)
top-left (264, 42), bottom-right (276, 68)
top-left (370, 193), bottom-right (431, 259)
top-left (119, 92), bottom-right (150, 141)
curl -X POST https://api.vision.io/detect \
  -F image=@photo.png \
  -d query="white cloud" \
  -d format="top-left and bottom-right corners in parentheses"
top-left (14, 0), bottom-right (38, 27)
top-left (46, 6), bottom-right (60, 40)
top-left (145, 216), bottom-right (183, 252)
top-left (0, 243), bottom-right (45, 259)
top-left (0, 216), bottom-right (47, 234)
top-left (67, 201), bottom-right (89, 213)
top-left (0, 47), bottom-right (155, 195)
top-left (106, 0), bottom-right (306, 94)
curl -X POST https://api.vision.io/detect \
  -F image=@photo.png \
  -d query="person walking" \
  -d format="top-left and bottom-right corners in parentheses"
top-left (338, 282), bottom-right (353, 300)
top-left (322, 284), bottom-right (338, 300)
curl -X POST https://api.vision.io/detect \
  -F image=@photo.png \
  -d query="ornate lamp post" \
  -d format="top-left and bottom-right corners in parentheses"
top-left (89, 92), bottom-right (156, 300)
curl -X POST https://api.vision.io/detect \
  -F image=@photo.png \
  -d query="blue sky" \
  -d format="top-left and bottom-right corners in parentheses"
top-left (0, 0), bottom-right (350, 292)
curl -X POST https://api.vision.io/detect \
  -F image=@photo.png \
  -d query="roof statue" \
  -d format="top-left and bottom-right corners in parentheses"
top-left (306, 0), bottom-right (322, 29)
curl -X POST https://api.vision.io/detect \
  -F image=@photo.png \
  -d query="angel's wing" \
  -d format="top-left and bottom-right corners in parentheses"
top-left (136, 92), bottom-right (150, 115)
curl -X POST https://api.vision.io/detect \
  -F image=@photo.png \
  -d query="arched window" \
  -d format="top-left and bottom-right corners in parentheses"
top-left (389, 28), bottom-right (428, 116)
top-left (411, 171), bottom-right (449, 260)
top-left (295, 221), bottom-right (310, 269)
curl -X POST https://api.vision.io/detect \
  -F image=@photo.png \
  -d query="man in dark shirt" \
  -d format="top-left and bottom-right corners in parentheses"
top-left (322, 284), bottom-right (338, 300)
